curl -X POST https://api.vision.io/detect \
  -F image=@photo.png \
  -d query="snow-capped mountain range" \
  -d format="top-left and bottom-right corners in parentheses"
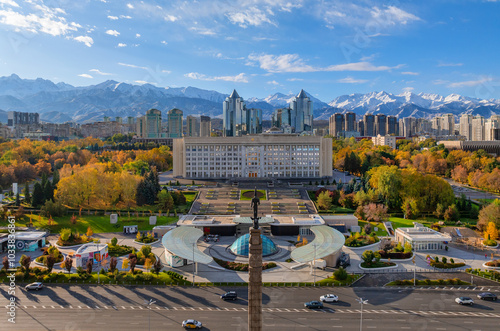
top-left (0, 74), bottom-right (499, 124)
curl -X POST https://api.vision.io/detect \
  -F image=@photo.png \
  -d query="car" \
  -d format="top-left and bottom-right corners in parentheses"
top-left (221, 291), bottom-right (238, 301)
top-left (25, 282), bottom-right (43, 291)
top-left (182, 319), bottom-right (202, 329)
top-left (320, 294), bottom-right (339, 303)
top-left (455, 297), bottom-right (474, 305)
top-left (477, 292), bottom-right (497, 301)
top-left (304, 301), bottom-right (324, 309)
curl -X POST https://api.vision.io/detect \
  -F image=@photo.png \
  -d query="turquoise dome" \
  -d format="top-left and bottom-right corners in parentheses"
top-left (229, 234), bottom-right (278, 257)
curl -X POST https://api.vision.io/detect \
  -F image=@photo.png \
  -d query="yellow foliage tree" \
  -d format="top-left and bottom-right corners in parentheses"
top-left (86, 226), bottom-right (93, 237)
top-left (122, 258), bottom-right (129, 270)
top-left (144, 258), bottom-right (153, 272)
top-left (485, 222), bottom-right (499, 240)
top-left (302, 237), bottom-right (308, 245)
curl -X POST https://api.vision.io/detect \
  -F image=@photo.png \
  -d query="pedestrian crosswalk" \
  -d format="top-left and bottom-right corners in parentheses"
top-left (9, 304), bottom-right (500, 318)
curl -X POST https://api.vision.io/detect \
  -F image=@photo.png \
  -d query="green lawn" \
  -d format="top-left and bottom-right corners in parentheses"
top-left (240, 189), bottom-right (267, 201)
top-left (1, 214), bottom-right (178, 234)
top-left (358, 220), bottom-right (388, 236)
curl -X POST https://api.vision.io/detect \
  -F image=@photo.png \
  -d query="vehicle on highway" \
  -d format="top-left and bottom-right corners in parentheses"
top-left (477, 292), bottom-right (497, 301)
top-left (182, 319), bottom-right (202, 329)
top-left (455, 297), bottom-right (474, 305)
top-left (221, 291), bottom-right (238, 301)
top-left (320, 294), bottom-right (339, 303)
top-left (25, 282), bottom-right (43, 291)
top-left (304, 301), bottom-right (324, 309)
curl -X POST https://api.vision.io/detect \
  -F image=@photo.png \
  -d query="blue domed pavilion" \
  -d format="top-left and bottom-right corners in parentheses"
top-left (229, 233), bottom-right (278, 257)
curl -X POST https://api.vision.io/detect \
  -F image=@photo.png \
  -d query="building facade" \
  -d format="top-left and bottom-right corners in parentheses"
top-left (199, 116), bottom-right (211, 137)
top-left (329, 113), bottom-right (344, 137)
top-left (137, 108), bottom-right (162, 138)
top-left (223, 89), bottom-right (246, 137)
top-left (375, 114), bottom-right (387, 136)
top-left (345, 112), bottom-right (356, 132)
top-left (7, 111), bottom-right (39, 127)
top-left (167, 108), bottom-right (183, 138)
top-left (459, 114), bottom-right (473, 140)
top-left (186, 115), bottom-right (198, 137)
top-left (386, 116), bottom-right (398, 135)
top-left (372, 134), bottom-right (396, 149)
top-left (289, 90), bottom-right (313, 133)
top-left (173, 135), bottom-right (332, 179)
top-left (363, 114), bottom-right (375, 136)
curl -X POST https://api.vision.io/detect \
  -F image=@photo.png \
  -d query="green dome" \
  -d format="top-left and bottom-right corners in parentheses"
top-left (229, 234), bottom-right (278, 257)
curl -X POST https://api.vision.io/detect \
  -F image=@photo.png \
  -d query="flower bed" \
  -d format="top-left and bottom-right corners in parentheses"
top-left (108, 244), bottom-right (133, 257)
top-left (360, 261), bottom-right (396, 268)
top-left (378, 251), bottom-right (413, 259)
top-left (430, 261), bottom-right (466, 269)
top-left (345, 233), bottom-right (379, 247)
top-left (213, 257), bottom-right (277, 271)
top-left (387, 278), bottom-right (469, 286)
top-left (467, 268), bottom-right (500, 282)
top-left (35, 246), bottom-right (64, 264)
top-left (485, 259), bottom-right (500, 268)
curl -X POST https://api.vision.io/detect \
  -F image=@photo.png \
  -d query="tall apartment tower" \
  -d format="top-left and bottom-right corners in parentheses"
top-left (329, 113), bottom-right (345, 137)
top-left (357, 120), bottom-right (365, 136)
top-left (386, 116), bottom-right (398, 135)
top-left (223, 89), bottom-right (246, 137)
top-left (485, 118), bottom-right (500, 141)
top-left (363, 114), bottom-right (375, 136)
top-left (344, 112), bottom-right (356, 132)
top-left (246, 108), bottom-right (262, 134)
top-left (399, 117), bottom-right (417, 138)
top-left (272, 108), bottom-right (291, 129)
top-left (472, 116), bottom-right (485, 141)
top-left (431, 116), bottom-right (442, 136)
top-left (459, 114), bottom-right (473, 140)
top-left (375, 114), bottom-right (387, 136)
top-left (441, 114), bottom-right (455, 135)
top-left (167, 108), bottom-right (183, 138)
top-left (137, 108), bottom-right (162, 138)
top-left (186, 115), bottom-right (198, 137)
top-left (199, 116), bottom-right (211, 137)
top-left (7, 111), bottom-right (40, 127)
top-left (289, 89), bottom-right (313, 133)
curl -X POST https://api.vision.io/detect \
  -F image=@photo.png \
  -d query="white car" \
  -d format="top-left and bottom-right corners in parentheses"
top-left (320, 294), bottom-right (339, 303)
top-left (455, 297), bottom-right (474, 305)
top-left (25, 282), bottom-right (43, 291)
top-left (182, 319), bottom-right (202, 329)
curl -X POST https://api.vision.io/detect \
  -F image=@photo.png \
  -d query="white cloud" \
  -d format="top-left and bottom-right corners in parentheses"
top-left (448, 77), bottom-right (493, 88)
top-left (73, 36), bottom-right (93, 47)
top-left (135, 33), bottom-right (141, 38)
top-left (280, 2), bottom-right (302, 12)
top-left (247, 53), bottom-right (400, 73)
top-left (107, 15), bottom-right (118, 20)
top-left (226, 7), bottom-right (275, 28)
top-left (371, 6), bottom-right (421, 25)
top-left (0, 3), bottom-right (80, 36)
top-left (185, 72), bottom-right (248, 83)
top-left (106, 29), bottom-right (120, 36)
top-left (78, 74), bottom-right (93, 79)
top-left (89, 69), bottom-right (112, 76)
top-left (117, 43), bottom-right (127, 47)
top-left (0, 0), bottom-right (19, 7)
top-left (165, 15), bottom-right (178, 22)
top-left (437, 62), bottom-right (463, 67)
top-left (118, 62), bottom-right (148, 70)
top-left (337, 77), bottom-right (369, 84)
top-left (189, 26), bottom-right (215, 35)
top-left (127, 4), bottom-right (134, 9)
top-left (161, 40), bottom-right (167, 45)
top-left (135, 80), bottom-right (157, 85)
top-left (120, 15), bottom-right (132, 19)
top-left (401, 71), bottom-right (419, 75)
top-left (267, 80), bottom-right (280, 85)
top-left (287, 78), bottom-right (304, 82)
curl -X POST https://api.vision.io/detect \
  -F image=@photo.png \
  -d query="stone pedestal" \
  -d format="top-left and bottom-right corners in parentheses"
top-left (248, 228), bottom-right (262, 331)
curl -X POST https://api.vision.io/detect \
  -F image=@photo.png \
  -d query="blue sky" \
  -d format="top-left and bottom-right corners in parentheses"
top-left (0, 0), bottom-right (500, 101)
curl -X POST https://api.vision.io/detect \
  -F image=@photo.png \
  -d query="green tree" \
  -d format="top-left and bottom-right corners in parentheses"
top-left (60, 228), bottom-right (71, 242)
top-left (361, 250), bottom-right (375, 265)
top-left (317, 191), bottom-right (333, 210)
top-left (402, 197), bottom-right (419, 220)
top-left (31, 182), bottom-right (44, 207)
top-left (23, 182), bottom-right (31, 204)
top-left (19, 255), bottom-right (31, 273)
top-left (157, 190), bottom-right (174, 210)
top-left (444, 204), bottom-right (460, 223)
top-left (43, 180), bottom-right (54, 202)
top-left (333, 267), bottom-right (348, 280)
top-left (477, 199), bottom-right (500, 231)
top-left (45, 255), bottom-right (56, 273)
top-left (111, 237), bottom-right (118, 246)
top-left (52, 169), bottom-right (60, 187)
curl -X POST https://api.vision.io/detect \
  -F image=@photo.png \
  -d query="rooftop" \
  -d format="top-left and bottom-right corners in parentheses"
top-left (75, 243), bottom-right (108, 255)
top-left (177, 214), bottom-right (326, 227)
top-left (162, 227), bottom-right (213, 264)
top-left (291, 225), bottom-right (345, 263)
top-left (396, 226), bottom-right (452, 241)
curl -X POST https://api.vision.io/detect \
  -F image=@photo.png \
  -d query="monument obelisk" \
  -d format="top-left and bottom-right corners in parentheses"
top-left (249, 188), bottom-right (262, 331)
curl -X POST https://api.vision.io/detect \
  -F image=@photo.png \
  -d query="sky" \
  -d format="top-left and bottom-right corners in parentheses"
top-left (0, 0), bottom-right (500, 102)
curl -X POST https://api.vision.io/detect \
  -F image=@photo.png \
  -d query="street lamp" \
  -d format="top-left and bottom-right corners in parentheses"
top-left (145, 298), bottom-right (156, 331)
top-left (192, 242), bottom-right (196, 286)
top-left (310, 243), bottom-right (318, 287)
top-left (356, 297), bottom-right (368, 331)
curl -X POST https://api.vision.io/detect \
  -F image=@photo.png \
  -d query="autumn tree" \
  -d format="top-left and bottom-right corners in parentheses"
top-left (86, 226), bottom-right (93, 237)
top-left (402, 197), bottom-right (419, 220)
top-left (45, 255), bottom-right (56, 273)
top-left (152, 257), bottom-right (162, 275)
top-left (317, 191), bottom-right (333, 210)
top-left (109, 257), bottom-right (118, 273)
top-left (86, 259), bottom-right (93, 274)
top-left (485, 222), bottom-right (499, 240)
top-left (63, 257), bottom-right (73, 274)
top-left (19, 255), bottom-right (31, 273)
top-left (443, 204), bottom-right (460, 223)
top-left (477, 200), bottom-right (500, 231)
top-left (363, 203), bottom-right (388, 222)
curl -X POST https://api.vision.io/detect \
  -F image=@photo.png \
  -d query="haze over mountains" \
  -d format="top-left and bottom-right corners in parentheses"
top-left (0, 74), bottom-right (499, 124)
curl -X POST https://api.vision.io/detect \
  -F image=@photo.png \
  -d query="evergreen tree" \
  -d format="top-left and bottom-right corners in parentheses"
top-left (146, 167), bottom-right (161, 197)
top-left (32, 182), bottom-right (44, 207)
top-left (52, 169), bottom-right (60, 187)
top-left (136, 180), bottom-right (148, 206)
top-left (23, 182), bottom-right (30, 204)
top-left (15, 193), bottom-right (20, 206)
top-left (41, 173), bottom-right (48, 188)
top-left (43, 181), bottom-right (54, 202)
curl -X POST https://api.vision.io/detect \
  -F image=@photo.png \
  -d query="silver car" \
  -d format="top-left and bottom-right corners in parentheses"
top-left (25, 282), bottom-right (43, 291)
top-left (455, 297), bottom-right (473, 305)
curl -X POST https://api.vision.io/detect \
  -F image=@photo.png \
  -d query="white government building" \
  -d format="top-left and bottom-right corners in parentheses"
top-left (173, 134), bottom-right (332, 179)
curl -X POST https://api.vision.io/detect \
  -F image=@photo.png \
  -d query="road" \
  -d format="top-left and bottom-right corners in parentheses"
top-left (2, 284), bottom-right (499, 330)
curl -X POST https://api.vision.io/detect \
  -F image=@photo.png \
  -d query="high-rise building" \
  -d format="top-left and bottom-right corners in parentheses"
top-left (431, 116), bottom-right (442, 136)
top-left (329, 113), bottom-right (344, 137)
top-left (200, 116), bottom-right (211, 137)
top-left (167, 108), bottom-right (183, 138)
top-left (386, 116), bottom-right (398, 135)
top-left (375, 114), bottom-right (387, 136)
top-left (272, 108), bottom-right (291, 128)
top-left (357, 120), bottom-right (364, 136)
top-left (186, 115), bottom-right (198, 137)
top-left (441, 114), bottom-right (455, 135)
top-left (459, 114), bottom-right (473, 140)
top-left (485, 118), bottom-right (500, 141)
top-left (472, 115), bottom-right (485, 141)
top-left (115, 117), bottom-right (123, 124)
top-left (399, 117), bottom-right (417, 137)
top-left (245, 108), bottom-right (262, 134)
top-left (344, 112), bottom-right (356, 132)
top-left (7, 111), bottom-right (39, 127)
top-left (363, 114), bottom-right (375, 136)
top-left (223, 89), bottom-right (246, 137)
top-left (289, 89), bottom-right (313, 133)
top-left (137, 108), bottom-right (162, 138)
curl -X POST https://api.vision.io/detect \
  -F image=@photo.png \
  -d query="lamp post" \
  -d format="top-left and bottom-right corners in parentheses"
top-left (192, 242), bottom-right (196, 286)
top-left (146, 298), bottom-right (156, 331)
top-left (311, 243), bottom-right (317, 287)
top-left (412, 256), bottom-right (416, 286)
top-left (356, 297), bottom-right (368, 331)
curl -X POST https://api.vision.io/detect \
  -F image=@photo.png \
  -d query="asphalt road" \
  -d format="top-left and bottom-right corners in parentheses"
top-left (2, 284), bottom-right (499, 330)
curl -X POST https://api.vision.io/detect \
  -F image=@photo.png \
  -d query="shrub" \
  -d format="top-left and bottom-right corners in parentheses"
top-left (111, 237), bottom-right (118, 246)
top-left (40, 200), bottom-right (67, 217)
top-left (60, 228), bottom-right (71, 242)
top-left (333, 267), bottom-right (348, 281)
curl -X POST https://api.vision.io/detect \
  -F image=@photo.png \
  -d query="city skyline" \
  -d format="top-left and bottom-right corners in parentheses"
top-left (0, 1), bottom-right (500, 101)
